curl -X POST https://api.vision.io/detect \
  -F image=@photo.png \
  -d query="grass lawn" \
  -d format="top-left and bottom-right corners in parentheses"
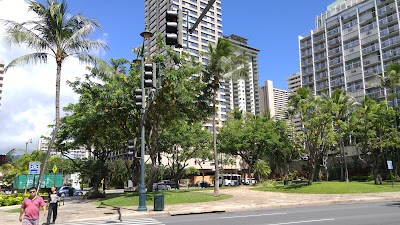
top-left (97, 189), bottom-right (231, 207)
top-left (254, 181), bottom-right (400, 194)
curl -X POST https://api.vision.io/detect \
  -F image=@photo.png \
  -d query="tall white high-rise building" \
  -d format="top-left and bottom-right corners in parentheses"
top-left (224, 34), bottom-right (260, 116)
top-left (0, 61), bottom-right (4, 110)
top-left (287, 72), bottom-right (301, 94)
top-left (259, 80), bottom-right (288, 120)
top-left (38, 139), bottom-right (91, 159)
top-left (299, 0), bottom-right (400, 103)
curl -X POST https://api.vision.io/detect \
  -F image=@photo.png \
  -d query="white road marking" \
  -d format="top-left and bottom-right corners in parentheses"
top-left (266, 218), bottom-right (335, 225)
top-left (220, 212), bottom-right (287, 219)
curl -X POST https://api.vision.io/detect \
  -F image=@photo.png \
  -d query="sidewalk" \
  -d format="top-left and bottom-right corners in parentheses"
top-left (2, 186), bottom-right (400, 225)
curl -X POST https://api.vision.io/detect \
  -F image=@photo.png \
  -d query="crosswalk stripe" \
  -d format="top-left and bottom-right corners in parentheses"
top-left (59, 218), bottom-right (164, 225)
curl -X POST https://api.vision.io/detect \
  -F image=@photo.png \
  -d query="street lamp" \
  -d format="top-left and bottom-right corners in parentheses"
top-left (135, 24), bottom-right (153, 212)
top-left (25, 138), bottom-right (32, 152)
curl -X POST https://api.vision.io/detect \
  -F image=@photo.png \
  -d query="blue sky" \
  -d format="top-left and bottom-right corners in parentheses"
top-left (0, 0), bottom-right (336, 153)
top-left (63, 0), bottom-right (335, 90)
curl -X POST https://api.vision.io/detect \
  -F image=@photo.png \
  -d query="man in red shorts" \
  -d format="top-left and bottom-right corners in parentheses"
top-left (19, 187), bottom-right (47, 225)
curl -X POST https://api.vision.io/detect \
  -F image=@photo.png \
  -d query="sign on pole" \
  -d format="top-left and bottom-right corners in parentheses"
top-left (387, 160), bottom-right (393, 170)
top-left (27, 177), bottom-right (33, 184)
top-left (29, 162), bottom-right (40, 175)
top-left (52, 165), bottom-right (58, 174)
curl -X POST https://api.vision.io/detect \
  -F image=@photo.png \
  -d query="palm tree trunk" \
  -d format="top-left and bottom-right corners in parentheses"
top-left (212, 90), bottom-right (220, 197)
top-left (36, 62), bottom-right (62, 192)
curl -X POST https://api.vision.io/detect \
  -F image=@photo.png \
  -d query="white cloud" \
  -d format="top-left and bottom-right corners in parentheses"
top-left (0, 0), bottom-right (93, 154)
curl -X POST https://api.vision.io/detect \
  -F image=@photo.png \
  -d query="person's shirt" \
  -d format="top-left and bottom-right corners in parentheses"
top-left (48, 191), bottom-right (61, 204)
top-left (21, 195), bottom-right (45, 219)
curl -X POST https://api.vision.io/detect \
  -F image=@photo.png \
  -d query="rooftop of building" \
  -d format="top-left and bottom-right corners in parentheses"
top-left (223, 34), bottom-right (260, 52)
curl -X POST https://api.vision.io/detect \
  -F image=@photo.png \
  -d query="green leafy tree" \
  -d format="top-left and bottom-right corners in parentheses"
top-left (288, 88), bottom-right (336, 184)
top-left (330, 89), bottom-right (358, 182)
top-left (204, 38), bottom-right (250, 196)
top-left (158, 120), bottom-right (212, 189)
top-left (1, 0), bottom-right (109, 191)
top-left (379, 62), bottom-right (400, 175)
top-left (351, 99), bottom-right (397, 184)
top-left (218, 112), bottom-right (279, 181)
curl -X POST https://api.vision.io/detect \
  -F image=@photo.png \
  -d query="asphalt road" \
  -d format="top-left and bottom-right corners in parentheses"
top-left (156, 201), bottom-right (400, 225)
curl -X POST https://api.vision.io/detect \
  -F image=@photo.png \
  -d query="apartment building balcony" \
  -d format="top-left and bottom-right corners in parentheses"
top-left (327, 27), bottom-right (341, 38)
top-left (359, 11), bottom-right (376, 25)
top-left (344, 45), bottom-right (360, 56)
top-left (381, 36), bottom-right (400, 49)
top-left (382, 48), bottom-right (400, 60)
top-left (301, 49), bottom-right (312, 57)
top-left (329, 57), bottom-right (342, 66)
top-left (344, 51), bottom-right (361, 61)
top-left (366, 89), bottom-right (385, 98)
top-left (377, 2), bottom-right (396, 17)
top-left (377, 0), bottom-right (395, 6)
top-left (326, 18), bottom-right (340, 29)
top-left (315, 63), bottom-right (327, 72)
top-left (363, 55), bottom-right (381, 66)
top-left (301, 58), bottom-right (313, 67)
top-left (345, 61), bottom-right (361, 72)
top-left (300, 39), bottom-right (312, 49)
top-left (346, 68), bottom-right (363, 82)
top-left (330, 77), bottom-right (345, 87)
top-left (313, 43), bottom-right (326, 53)
top-left (380, 24), bottom-right (399, 39)
top-left (316, 82), bottom-right (329, 91)
top-left (328, 46), bottom-right (342, 57)
top-left (378, 13), bottom-right (398, 27)
top-left (330, 66), bottom-right (344, 76)
top-left (342, 29), bottom-right (359, 41)
top-left (302, 76), bottom-right (314, 85)
top-left (314, 53), bottom-right (327, 62)
top-left (302, 67), bottom-right (314, 76)
top-left (364, 65), bottom-right (383, 78)
top-left (362, 43), bottom-right (380, 55)
top-left (328, 37), bottom-right (341, 47)
top-left (347, 82), bottom-right (363, 93)
top-left (313, 34), bottom-right (325, 43)
top-left (315, 71), bottom-right (328, 81)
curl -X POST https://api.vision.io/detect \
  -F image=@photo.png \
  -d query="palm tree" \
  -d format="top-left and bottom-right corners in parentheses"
top-left (204, 38), bottom-right (249, 197)
top-left (1, 0), bottom-right (108, 191)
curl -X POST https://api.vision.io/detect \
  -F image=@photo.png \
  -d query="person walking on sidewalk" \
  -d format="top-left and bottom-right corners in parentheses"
top-left (19, 187), bottom-right (47, 225)
top-left (45, 186), bottom-right (61, 224)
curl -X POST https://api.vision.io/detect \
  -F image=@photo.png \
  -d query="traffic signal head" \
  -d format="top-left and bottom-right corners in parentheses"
top-left (144, 63), bottom-right (156, 88)
top-left (135, 89), bottom-right (143, 110)
top-left (127, 139), bottom-right (135, 151)
top-left (165, 10), bottom-right (183, 47)
top-left (0, 155), bottom-right (7, 165)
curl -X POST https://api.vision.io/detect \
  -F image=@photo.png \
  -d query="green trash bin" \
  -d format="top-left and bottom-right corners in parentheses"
top-left (154, 194), bottom-right (164, 211)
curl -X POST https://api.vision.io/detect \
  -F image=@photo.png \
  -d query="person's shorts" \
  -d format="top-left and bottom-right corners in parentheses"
top-left (22, 218), bottom-right (39, 225)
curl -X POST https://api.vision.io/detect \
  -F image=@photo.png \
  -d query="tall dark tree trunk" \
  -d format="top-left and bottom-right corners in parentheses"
top-left (37, 62), bottom-right (62, 192)
top-left (340, 138), bottom-right (349, 182)
top-left (322, 151), bottom-right (329, 181)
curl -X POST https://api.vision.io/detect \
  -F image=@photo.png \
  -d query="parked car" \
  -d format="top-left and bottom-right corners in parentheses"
top-left (160, 180), bottom-right (177, 189)
top-left (152, 183), bottom-right (171, 191)
top-left (242, 178), bottom-right (257, 185)
top-left (56, 186), bottom-right (83, 196)
top-left (196, 181), bottom-right (211, 188)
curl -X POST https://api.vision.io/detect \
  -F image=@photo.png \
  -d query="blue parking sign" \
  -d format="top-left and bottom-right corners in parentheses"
top-left (29, 162), bottom-right (40, 174)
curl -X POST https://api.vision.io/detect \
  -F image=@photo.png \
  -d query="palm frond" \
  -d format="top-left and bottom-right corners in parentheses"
top-left (65, 39), bottom-right (108, 54)
top-left (4, 53), bottom-right (49, 72)
top-left (0, 19), bottom-right (51, 51)
top-left (76, 53), bottom-right (114, 77)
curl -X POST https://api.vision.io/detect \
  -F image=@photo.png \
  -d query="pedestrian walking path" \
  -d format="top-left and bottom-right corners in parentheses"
top-left (2, 186), bottom-right (400, 225)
